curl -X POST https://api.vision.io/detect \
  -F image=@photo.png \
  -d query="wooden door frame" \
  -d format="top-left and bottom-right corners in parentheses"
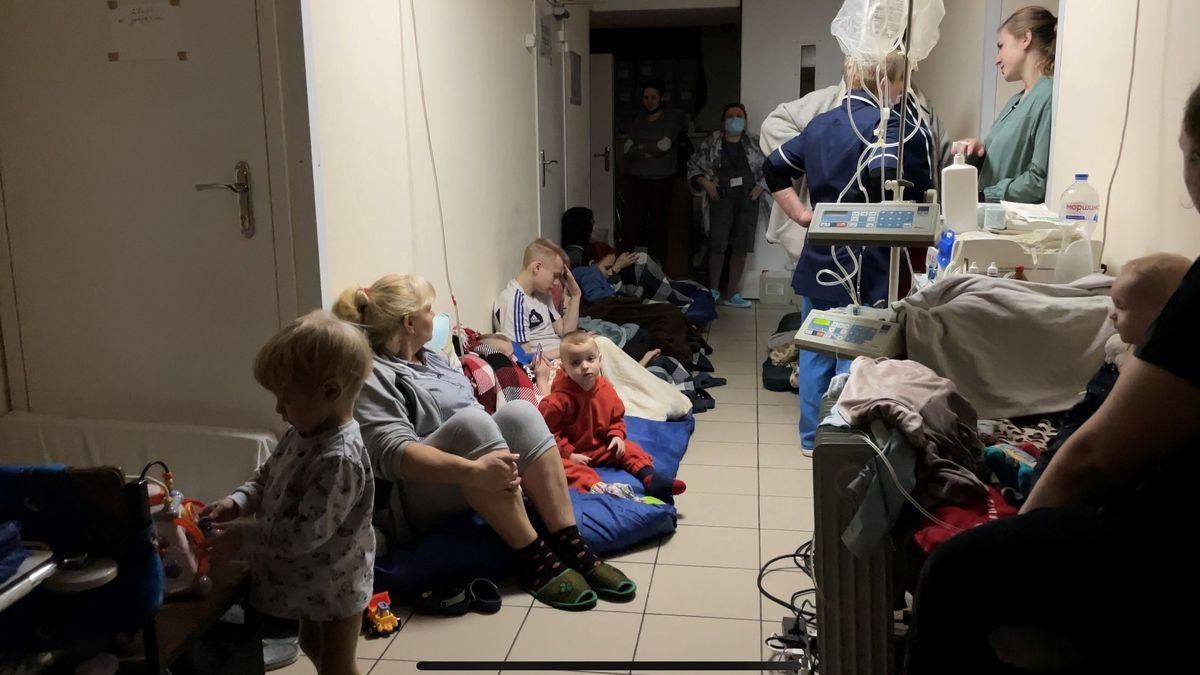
top-left (0, 0), bottom-right (320, 414)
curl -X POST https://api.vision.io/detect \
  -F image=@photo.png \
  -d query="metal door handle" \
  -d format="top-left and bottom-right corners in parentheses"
top-left (540, 150), bottom-right (559, 188)
top-left (195, 161), bottom-right (254, 238)
top-left (592, 146), bottom-right (611, 172)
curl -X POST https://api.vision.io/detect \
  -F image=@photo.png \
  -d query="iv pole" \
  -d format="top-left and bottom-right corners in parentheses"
top-left (886, 0), bottom-right (916, 305)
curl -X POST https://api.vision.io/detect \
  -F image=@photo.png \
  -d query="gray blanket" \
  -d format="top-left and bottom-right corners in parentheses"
top-left (899, 275), bottom-right (1116, 419)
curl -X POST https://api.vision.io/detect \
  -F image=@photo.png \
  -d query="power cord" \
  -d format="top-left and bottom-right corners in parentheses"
top-left (760, 538), bottom-right (820, 672)
top-left (406, 0), bottom-right (464, 339)
top-left (1098, 0), bottom-right (1140, 265)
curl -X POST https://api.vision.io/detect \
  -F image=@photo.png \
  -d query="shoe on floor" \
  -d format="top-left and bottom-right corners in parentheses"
top-left (721, 293), bottom-right (752, 308)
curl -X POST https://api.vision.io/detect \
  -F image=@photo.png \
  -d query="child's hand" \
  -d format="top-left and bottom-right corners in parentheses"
top-left (200, 497), bottom-right (241, 524)
top-left (569, 453), bottom-right (592, 466)
top-left (203, 520), bottom-right (245, 558)
top-left (563, 269), bottom-right (582, 299)
top-left (533, 354), bottom-right (555, 382)
top-left (608, 437), bottom-right (626, 457)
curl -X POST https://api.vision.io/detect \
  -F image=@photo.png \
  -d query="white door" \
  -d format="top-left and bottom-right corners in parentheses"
top-left (589, 53), bottom-right (616, 245)
top-left (0, 0), bottom-right (289, 431)
top-left (535, 0), bottom-right (566, 243)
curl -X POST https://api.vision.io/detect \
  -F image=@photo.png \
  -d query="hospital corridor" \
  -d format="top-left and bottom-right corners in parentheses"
top-left (2, 0), bottom-right (1200, 674)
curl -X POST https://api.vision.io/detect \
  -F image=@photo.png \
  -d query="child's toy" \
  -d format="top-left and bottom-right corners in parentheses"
top-left (138, 461), bottom-right (212, 598)
top-left (363, 591), bottom-right (401, 638)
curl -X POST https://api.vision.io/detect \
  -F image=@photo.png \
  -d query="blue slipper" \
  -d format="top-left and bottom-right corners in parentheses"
top-left (721, 292), bottom-right (752, 309)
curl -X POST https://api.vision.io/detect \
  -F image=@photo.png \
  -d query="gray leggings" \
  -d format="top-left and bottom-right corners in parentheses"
top-left (387, 400), bottom-right (557, 545)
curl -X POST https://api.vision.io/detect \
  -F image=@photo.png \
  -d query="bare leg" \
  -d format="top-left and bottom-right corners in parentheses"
top-left (298, 618), bottom-right (321, 669)
top-left (316, 614), bottom-right (364, 675)
top-left (461, 470), bottom-right (539, 549)
top-left (638, 348), bottom-right (662, 367)
top-left (709, 253), bottom-right (726, 296)
top-left (519, 450), bottom-right (577, 533)
top-left (727, 252), bottom-right (748, 296)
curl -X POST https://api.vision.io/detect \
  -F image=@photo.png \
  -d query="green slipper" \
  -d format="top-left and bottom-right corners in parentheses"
top-left (585, 563), bottom-right (637, 601)
top-left (529, 569), bottom-right (597, 611)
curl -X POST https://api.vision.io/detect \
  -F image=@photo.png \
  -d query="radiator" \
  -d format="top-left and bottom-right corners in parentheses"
top-left (813, 422), bottom-right (896, 675)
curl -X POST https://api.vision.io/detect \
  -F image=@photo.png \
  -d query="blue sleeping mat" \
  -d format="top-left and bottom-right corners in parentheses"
top-left (374, 414), bottom-right (693, 598)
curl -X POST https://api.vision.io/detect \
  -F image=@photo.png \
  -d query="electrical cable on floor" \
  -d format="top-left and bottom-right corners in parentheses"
top-left (760, 539), bottom-right (820, 672)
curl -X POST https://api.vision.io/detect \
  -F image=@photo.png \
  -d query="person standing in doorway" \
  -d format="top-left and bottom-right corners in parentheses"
top-left (688, 103), bottom-right (768, 308)
top-left (618, 78), bottom-right (692, 277)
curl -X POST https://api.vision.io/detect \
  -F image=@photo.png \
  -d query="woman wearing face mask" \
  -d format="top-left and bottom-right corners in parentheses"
top-left (618, 79), bottom-right (693, 276)
top-left (687, 103), bottom-right (769, 307)
top-left (956, 6), bottom-right (1057, 203)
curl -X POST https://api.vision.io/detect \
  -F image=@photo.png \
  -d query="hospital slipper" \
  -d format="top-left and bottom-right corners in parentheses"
top-left (468, 578), bottom-right (503, 614)
top-left (721, 293), bottom-right (752, 309)
top-left (584, 563), bottom-right (637, 602)
top-left (414, 586), bottom-right (471, 616)
top-left (529, 569), bottom-right (597, 611)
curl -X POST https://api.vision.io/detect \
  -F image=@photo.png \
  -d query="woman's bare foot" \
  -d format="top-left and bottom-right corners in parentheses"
top-left (639, 349), bottom-right (662, 367)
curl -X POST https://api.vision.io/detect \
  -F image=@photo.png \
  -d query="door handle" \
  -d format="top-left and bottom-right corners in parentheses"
top-left (592, 146), bottom-right (611, 172)
top-left (195, 160), bottom-right (255, 238)
top-left (540, 150), bottom-right (559, 188)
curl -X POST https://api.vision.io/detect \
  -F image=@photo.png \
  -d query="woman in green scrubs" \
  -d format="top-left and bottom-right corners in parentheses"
top-left (957, 6), bottom-right (1057, 204)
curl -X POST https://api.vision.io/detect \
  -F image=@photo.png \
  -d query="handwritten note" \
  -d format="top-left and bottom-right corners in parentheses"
top-left (108, 1), bottom-right (186, 62)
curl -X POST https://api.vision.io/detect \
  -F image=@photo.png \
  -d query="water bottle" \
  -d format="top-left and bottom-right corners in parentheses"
top-left (1059, 173), bottom-right (1101, 239)
top-left (986, 261), bottom-right (999, 278)
top-left (941, 149), bottom-right (979, 233)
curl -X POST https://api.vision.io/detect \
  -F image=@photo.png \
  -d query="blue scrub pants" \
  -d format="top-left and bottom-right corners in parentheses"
top-left (798, 296), bottom-right (854, 450)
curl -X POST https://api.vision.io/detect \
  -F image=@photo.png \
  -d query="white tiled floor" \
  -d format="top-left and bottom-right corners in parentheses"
top-left (279, 303), bottom-right (815, 675)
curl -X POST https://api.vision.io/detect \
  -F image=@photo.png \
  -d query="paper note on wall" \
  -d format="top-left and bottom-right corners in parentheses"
top-left (108, 0), bottom-right (187, 62)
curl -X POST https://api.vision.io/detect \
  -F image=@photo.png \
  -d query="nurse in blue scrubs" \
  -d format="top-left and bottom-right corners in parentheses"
top-left (763, 51), bottom-right (935, 453)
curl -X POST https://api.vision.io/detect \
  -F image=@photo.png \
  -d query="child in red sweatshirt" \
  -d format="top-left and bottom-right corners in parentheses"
top-left (539, 330), bottom-right (686, 503)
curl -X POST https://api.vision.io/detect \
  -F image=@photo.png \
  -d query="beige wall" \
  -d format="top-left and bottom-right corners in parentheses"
top-left (1050, 0), bottom-right (1200, 270)
top-left (306, 0), bottom-right (539, 329)
top-left (563, 8), bottom-right (592, 210)
top-left (914, 0), bottom-right (986, 141)
top-left (741, 0), bottom-right (846, 133)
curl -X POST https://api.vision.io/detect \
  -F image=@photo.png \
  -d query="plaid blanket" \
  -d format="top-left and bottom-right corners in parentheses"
top-left (616, 256), bottom-right (694, 306)
top-left (646, 354), bottom-right (695, 393)
top-left (473, 345), bottom-right (540, 409)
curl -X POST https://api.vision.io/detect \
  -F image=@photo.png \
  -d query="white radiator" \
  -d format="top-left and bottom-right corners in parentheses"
top-left (0, 411), bottom-right (275, 503)
top-left (813, 423), bottom-right (896, 675)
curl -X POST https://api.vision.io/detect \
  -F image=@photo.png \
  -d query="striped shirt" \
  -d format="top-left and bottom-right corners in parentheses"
top-left (492, 279), bottom-right (561, 350)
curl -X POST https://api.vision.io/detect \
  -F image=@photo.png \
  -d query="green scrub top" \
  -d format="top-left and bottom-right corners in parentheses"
top-left (980, 75), bottom-right (1053, 204)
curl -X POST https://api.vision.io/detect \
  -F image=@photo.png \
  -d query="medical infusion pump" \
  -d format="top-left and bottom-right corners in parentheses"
top-left (807, 202), bottom-right (941, 247)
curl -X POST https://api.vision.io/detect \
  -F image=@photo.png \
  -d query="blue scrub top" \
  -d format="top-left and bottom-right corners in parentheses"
top-left (764, 91), bottom-right (934, 305)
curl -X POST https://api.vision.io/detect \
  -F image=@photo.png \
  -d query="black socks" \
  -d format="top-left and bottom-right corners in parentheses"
top-left (637, 467), bottom-right (687, 504)
top-left (549, 525), bottom-right (603, 573)
top-left (516, 538), bottom-right (566, 590)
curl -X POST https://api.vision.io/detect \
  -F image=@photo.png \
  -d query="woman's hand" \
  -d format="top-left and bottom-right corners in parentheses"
top-left (612, 252), bottom-right (639, 273)
top-left (750, 185), bottom-right (765, 201)
top-left (956, 138), bottom-right (986, 157)
top-left (700, 177), bottom-right (720, 202)
top-left (468, 451), bottom-right (522, 493)
top-left (569, 453), bottom-right (592, 466)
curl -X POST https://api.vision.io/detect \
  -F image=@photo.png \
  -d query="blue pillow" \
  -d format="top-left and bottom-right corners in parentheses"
top-left (373, 415), bottom-right (693, 598)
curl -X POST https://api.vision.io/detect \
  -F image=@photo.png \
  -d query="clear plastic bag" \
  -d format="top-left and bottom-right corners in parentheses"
top-left (831, 0), bottom-right (945, 66)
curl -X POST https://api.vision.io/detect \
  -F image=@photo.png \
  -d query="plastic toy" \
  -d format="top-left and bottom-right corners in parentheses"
top-left (363, 591), bottom-right (400, 638)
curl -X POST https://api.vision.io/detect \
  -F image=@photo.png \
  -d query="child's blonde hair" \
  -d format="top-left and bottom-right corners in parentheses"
top-left (560, 329), bottom-right (596, 352)
top-left (523, 238), bottom-right (568, 268)
top-left (253, 310), bottom-right (373, 397)
top-left (332, 274), bottom-right (436, 350)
